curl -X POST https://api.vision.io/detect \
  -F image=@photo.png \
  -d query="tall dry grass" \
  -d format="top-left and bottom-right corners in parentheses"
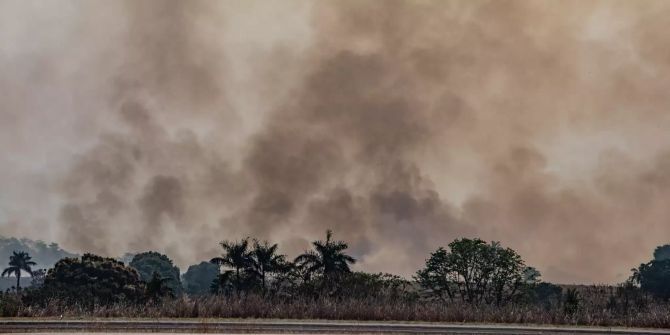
top-left (4, 291), bottom-right (670, 329)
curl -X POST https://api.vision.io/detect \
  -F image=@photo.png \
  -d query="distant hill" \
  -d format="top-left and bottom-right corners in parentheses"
top-left (0, 236), bottom-right (78, 271)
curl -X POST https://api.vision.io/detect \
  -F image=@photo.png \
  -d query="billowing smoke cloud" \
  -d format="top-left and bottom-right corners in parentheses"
top-left (2, 0), bottom-right (670, 283)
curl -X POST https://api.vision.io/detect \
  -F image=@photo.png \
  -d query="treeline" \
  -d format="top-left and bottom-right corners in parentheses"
top-left (2, 231), bottom-right (670, 328)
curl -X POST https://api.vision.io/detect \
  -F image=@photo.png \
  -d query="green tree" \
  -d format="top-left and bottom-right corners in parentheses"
top-left (210, 270), bottom-right (235, 296)
top-left (146, 271), bottom-right (173, 301)
top-left (34, 253), bottom-right (144, 306)
top-left (653, 244), bottom-right (670, 261)
top-left (1, 251), bottom-right (36, 291)
top-left (248, 239), bottom-right (286, 293)
top-left (632, 259), bottom-right (670, 300)
top-left (211, 238), bottom-right (251, 295)
top-left (183, 261), bottom-right (219, 296)
top-left (295, 230), bottom-right (356, 280)
top-left (129, 251), bottom-right (181, 295)
top-left (416, 238), bottom-right (534, 305)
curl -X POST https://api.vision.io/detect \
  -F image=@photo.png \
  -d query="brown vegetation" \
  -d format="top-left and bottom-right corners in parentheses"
top-left (1, 291), bottom-right (669, 329)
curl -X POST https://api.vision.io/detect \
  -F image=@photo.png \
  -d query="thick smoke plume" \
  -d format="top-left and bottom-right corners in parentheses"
top-left (2, 1), bottom-right (670, 283)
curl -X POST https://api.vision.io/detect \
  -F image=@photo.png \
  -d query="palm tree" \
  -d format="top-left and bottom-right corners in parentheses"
top-left (211, 238), bottom-right (251, 295)
top-left (295, 230), bottom-right (356, 280)
top-left (249, 239), bottom-right (286, 292)
top-left (2, 251), bottom-right (37, 291)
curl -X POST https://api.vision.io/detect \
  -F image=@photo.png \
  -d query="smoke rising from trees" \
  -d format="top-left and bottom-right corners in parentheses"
top-left (2, 1), bottom-right (670, 283)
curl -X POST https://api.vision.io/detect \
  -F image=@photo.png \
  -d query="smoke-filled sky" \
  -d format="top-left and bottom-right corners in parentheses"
top-left (2, 1), bottom-right (670, 284)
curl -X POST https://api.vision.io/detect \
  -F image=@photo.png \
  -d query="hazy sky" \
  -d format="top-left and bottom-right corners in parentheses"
top-left (2, 0), bottom-right (670, 283)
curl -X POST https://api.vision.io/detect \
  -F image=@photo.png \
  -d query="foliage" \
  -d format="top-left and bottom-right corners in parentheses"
top-left (653, 244), bottom-right (670, 261)
top-left (415, 238), bottom-right (536, 305)
top-left (2, 251), bottom-right (36, 291)
top-left (563, 288), bottom-right (581, 315)
top-left (6, 293), bottom-right (670, 328)
top-left (337, 272), bottom-right (415, 301)
top-left (295, 230), bottom-right (356, 281)
top-left (211, 238), bottom-right (252, 295)
top-left (29, 269), bottom-right (47, 288)
top-left (29, 253), bottom-right (145, 306)
top-left (183, 261), bottom-right (219, 296)
top-left (632, 259), bottom-right (670, 300)
top-left (130, 251), bottom-right (182, 295)
top-left (530, 282), bottom-right (563, 308)
top-left (5, 232), bottom-right (670, 328)
top-left (0, 291), bottom-right (21, 317)
top-left (146, 271), bottom-right (174, 301)
top-left (210, 270), bottom-right (235, 296)
top-left (248, 239), bottom-right (287, 293)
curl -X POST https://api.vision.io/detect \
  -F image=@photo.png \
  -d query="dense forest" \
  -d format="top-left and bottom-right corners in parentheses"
top-left (2, 231), bottom-right (670, 328)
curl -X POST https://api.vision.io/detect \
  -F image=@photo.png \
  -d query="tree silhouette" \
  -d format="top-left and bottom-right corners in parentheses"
top-left (1, 251), bottom-right (36, 291)
top-left (211, 238), bottom-right (251, 295)
top-left (210, 270), bottom-right (235, 296)
top-left (295, 230), bottom-right (356, 280)
top-left (36, 253), bottom-right (144, 306)
top-left (249, 239), bottom-right (286, 293)
top-left (130, 251), bottom-right (182, 295)
top-left (146, 271), bottom-right (173, 301)
top-left (416, 238), bottom-right (533, 305)
top-left (632, 259), bottom-right (670, 300)
top-left (183, 261), bottom-right (219, 295)
top-left (653, 244), bottom-right (670, 261)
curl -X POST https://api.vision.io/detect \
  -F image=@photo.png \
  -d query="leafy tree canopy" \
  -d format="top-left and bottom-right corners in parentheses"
top-left (183, 261), bottom-right (219, 296)
top-left (416, 238), bottom-right (537, 305)
top-left (34, 253), bottom-right (144, 305)
top-left (653, 244), bottom-right (670, 261)
top-left (130, 251), bottom-right (182, 295)
top-left (632, 259), bottom-right (670, 300)
top-left (146, 271), bottom-right (174, 300)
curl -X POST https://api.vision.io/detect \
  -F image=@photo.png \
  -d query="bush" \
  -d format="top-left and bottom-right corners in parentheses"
top-left (530, 282), bottom-right (562, 309)
top-left (0, 292), bottom-right (21, 317)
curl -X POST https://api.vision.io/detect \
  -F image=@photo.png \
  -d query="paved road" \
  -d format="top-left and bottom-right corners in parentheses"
top-left (3, 319), bottom-right (670, 334)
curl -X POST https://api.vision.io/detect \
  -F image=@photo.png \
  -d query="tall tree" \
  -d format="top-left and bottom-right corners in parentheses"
top-left (210, 270), bottom-right (235, 296)
top-left (129, 251), bottom-right (182, 295)
top-left (295, 230), bottom-right (356, 280)
top-left (1, 251), bottom-right (36, 291)
top-left (211, 238), bottom-right (251, 295)
top-left (653, 244), bottom-right (670, 261)
top-left (37, 254), bottom-right (144, 306)
top-left (183, 261), bottom-right (219, 296)
top-left (632, 259), bottom-right (670, 300)
top-left (416, 238), bottom-right (534, 305)
top-left (249, 239), bottom-right (286, 292)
